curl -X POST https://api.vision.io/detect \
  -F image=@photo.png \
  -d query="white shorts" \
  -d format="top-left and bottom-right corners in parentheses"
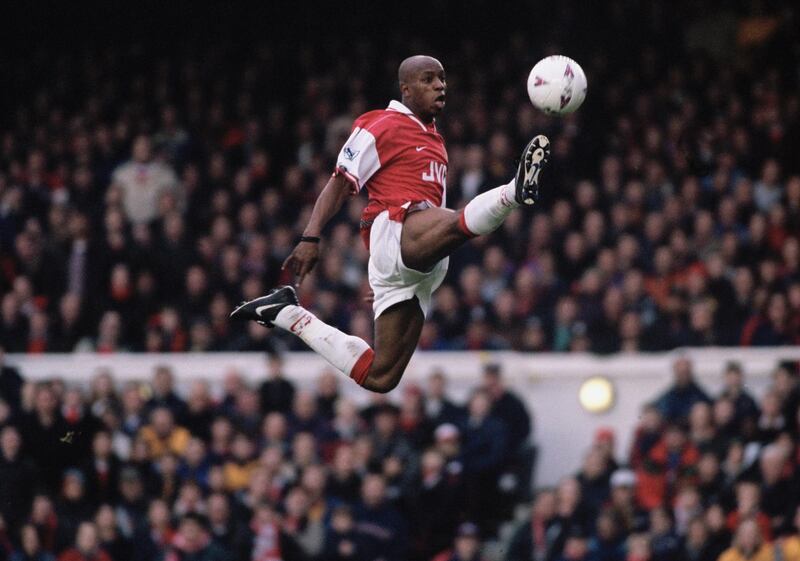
top-left (367, 209), bottom-right (449, 319)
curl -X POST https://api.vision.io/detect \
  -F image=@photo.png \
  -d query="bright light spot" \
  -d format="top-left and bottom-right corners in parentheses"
top-left (579, 376), bottom-right (615, 414)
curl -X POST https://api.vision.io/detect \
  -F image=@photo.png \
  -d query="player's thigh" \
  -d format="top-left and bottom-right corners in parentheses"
top-left (371, 297), bottom-right (425, 378)
top-left (401, 207), bottom-right (466, 270)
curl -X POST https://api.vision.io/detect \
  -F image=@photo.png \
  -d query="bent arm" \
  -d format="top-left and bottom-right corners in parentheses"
top-left (301, 173), bottom-right (354, 237)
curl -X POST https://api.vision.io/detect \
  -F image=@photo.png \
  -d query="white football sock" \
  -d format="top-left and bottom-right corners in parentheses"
top-left (461, 180), bottom-right (518, 236)
top-left (272, 305), bottom-right (373, 384)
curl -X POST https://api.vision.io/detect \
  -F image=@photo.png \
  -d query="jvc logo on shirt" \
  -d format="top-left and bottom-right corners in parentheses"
top-left (343, 146), bottom-right (359, 161)
top-left (422, 161), bottom-right (447, 185)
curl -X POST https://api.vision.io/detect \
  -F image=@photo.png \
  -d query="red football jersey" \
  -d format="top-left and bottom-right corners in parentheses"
top-left (334, 100), bottom-right (448, 233)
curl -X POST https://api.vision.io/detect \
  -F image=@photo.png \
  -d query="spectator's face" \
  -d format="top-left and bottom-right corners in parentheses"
top-left (223, 370), bottom-right (242, 395)
top-left (120, 477), bottom-right (143, 501)
top-left (664, 428), bottom-right (685, 450)
top-left (35, 386), bottom-right (57, 416)
top-left (132, 136), bottom-right (152, 163)
top-left (533, 490), bottom-right (556, 518)
top-left (420, 450), bottom-right (444, 477)
top-left (582, 449), bottom-right (606, 479)
top-left (724, 369), bottom-right (742, 391)
top-left (185, 438), bottom-right (206, 465)
top-left (686, 519), bottom-right (707, 547)
top-left (455, 535), bottom-right (480, 559)
top-left (735, 519), bottom-right (760, 552)
top-left (302, 465), bottom-right (327, 496)
top-left (650, 508), bottom-right (671, 535)
top-left (331, 510), bottom-right (353, 533)
top-left (640, 407), bottom-right (661, 431)
top-left (563, 537), bottom-right (588, 559)
top-left (317, 371), bottom-right (338, 397)
top-left (236, 390), bottom-right (259, 415)
top-left (94, 505), bottom-right (116, 532)
top-left (689, 402), bottom-right (711, 428)
top-left (760, 449), bottom-right (785, 484)
top-left (374, 411), bottom-right (397, 436)
top-left (713, 399), bottom-right (734, 426)
top-left (557, 478), bottom-right (581, 511)
top-left (152, 408), bottom-right (174, 436)
top-left (292, 433), bottom-right (316, 465)
top-left (627, 534), bottom-right (650, 559)
top-left (92, 432), bottom-right (112, 457)
top-left (153, 369), bottom-right (173, 396)
top-left (736, 482), bottom-right (760, 512)
top-left (63, 473), bottom-right (84, 500)
top-left (76, 523), bottom-right (99, 554)
top-left (361, 475), bottom-right (385, 507)
top-left (285, 488), bottom-right (309, 518)
top-left (611, 485), bottom-right (633, 506)
top-left (597, 514), bottom-right (619, 541)
top-left (698, 454), bottom-right (719, 481)
top-left (179, 519), bottom-right (204, 549)
top-left (672, 358), bottom-right (692, 386)
top-left (333, 445), bottom-right (355, 475)
top-left (31, 496), bottom-right (53, 522)
top-left (427, 373), bottom-right (446, 398)
top-left (21, 525), bottom-right (40, 555)
top-left (122, 386), bottom-right (143, 413)
top-left (147, 500), bottom-right (170, 528)
top-left (263, 413), bottom-right (286, 441)
top-left (293, 391), bottom-right (316, 420)
top-left (232, 435), bottom-right (254, 460)
top-left (468, 392), bottom-right (491, 419)
top-left (0, 427), bottom-right (21, 458)
top-left (207, 495), bottom-right (229, 524)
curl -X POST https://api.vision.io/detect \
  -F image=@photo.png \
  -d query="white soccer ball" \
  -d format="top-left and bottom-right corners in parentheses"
top-left (527, 55), bottom-right (587, 115)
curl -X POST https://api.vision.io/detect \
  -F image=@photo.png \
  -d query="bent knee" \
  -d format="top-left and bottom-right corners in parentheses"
top-left (365, 366), bottom-right (403, 394)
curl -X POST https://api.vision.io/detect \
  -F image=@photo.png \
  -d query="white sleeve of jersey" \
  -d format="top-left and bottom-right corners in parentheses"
top-left (335, 127), bottom-right (381, 192)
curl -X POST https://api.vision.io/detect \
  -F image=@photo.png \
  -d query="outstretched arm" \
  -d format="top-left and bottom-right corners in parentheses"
top-left (282, 173), bottom-right (353, 287)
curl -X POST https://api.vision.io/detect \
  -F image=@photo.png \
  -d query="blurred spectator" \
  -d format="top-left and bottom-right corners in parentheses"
top-left (653, 358), bottom-right (710, 423)
top-left (111, 136), bottom-right (179, 226)
top-left (164, 514), bottom-right (228, 561)
top-left (636, 424), bottom-right (700, 510)
top-left (717, 518), bottom-right (774, 561)
top-left (431, 522), bottom-right (487, 561)
top-left (461, 389), bottom-right (507, 532)
top-left (57, 522), bottom-right (112, 561)
top-left (10, 523), bottom-right (55, 561)
top-left (258, 353), bottom-right (295, 416)
top-left (353, 473), bottom-right (407, 561)
top-left (0, 348), bottom-right (23, 415)
top-left (424, 369), bottom-right (465, 427)
top-left (0, 425), bottom-right (38, 534)
top-left (138, 407), bottom-right (191, 460)
top-left (719, 362), bottom-right (759, 424)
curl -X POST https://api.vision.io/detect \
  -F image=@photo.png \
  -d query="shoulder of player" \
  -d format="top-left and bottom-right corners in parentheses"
top-left (354, 109), bottom-right (416, 137)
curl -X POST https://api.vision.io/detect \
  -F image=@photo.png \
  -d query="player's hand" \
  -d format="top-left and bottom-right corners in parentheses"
top-left (282, 241), bottom-right (320, 287)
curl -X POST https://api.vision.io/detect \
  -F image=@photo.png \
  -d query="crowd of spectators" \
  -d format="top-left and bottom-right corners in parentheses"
top-left (0, 350), bottom-right (534, 561)
top-left (3, 346), bottom-right (800, 561)
top-left (1, 3), bottom-right (799, 354)
top-left (504, 357), bottom-right (800, 561)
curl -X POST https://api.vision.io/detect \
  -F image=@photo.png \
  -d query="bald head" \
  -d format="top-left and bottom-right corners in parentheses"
top-left (398, 55), bottom-right (443, 87)
top-left (397, 55), bottom-right (447, 123)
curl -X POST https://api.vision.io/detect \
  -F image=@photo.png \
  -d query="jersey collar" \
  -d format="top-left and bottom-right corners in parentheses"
top-left (387, 100), bottom-right (436, 132)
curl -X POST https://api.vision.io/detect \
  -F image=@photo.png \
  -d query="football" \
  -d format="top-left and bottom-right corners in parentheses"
top-left (527, 55), bottom-right (588, 115)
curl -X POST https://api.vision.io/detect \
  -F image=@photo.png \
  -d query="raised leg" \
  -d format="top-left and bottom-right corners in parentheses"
top-left (360, 298), bottom-right (425, 393)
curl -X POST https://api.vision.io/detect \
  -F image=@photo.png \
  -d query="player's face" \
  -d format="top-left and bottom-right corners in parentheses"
top-left (406, 64), bottom-right (446, 118)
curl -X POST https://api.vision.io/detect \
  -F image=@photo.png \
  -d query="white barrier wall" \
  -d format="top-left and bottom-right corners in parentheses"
top-left (8, 347), bottom-right (800, 486)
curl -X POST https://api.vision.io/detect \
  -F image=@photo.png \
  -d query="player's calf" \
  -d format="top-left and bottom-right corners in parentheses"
top-left (457, 134), bottom-right (550, 236)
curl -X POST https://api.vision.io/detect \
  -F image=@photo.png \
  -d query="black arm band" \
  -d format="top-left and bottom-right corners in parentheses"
top-left (299, 236), bottom-right (321, 244)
